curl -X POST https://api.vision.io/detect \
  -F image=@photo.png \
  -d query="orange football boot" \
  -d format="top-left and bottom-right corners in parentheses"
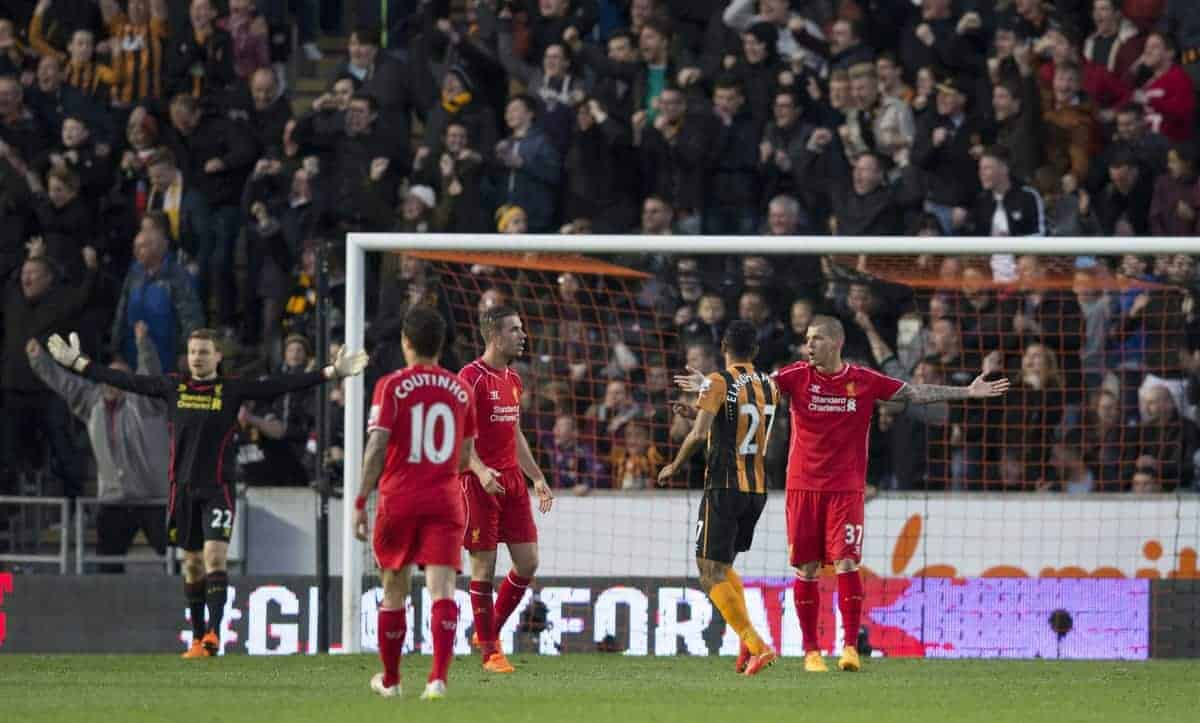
top-left (181, 639), bottom-right (210, 659)
top-left (482, 651), bottom-right (515, 673)
top-left (200, 631), bottom-right (220, 656)
top-left (742, 648), bottom-right (778, 677)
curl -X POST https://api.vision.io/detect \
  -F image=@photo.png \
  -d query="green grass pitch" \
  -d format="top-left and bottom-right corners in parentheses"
top-left (2, 654), bottom-right (1195, 723)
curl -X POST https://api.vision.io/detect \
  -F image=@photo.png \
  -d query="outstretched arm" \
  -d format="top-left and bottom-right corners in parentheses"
top-left (85, 361), bottom-right (173, 397)
top-left (238, 346), bottom-right (368, 400)
top-left (672, 365), bottom-right (707, 393)
top-left (49, 331), bottom-right (174, 397)
top-left (237, 369), bottom-right (331, 400)
top-left (658, 408), bottom-right (715, 485)
top-left (27, 339), bottom-right (97, 419)
top-left (890, 374), bottom-right (1010, 405)
top-left (517, 430), bottom-right (553, 513)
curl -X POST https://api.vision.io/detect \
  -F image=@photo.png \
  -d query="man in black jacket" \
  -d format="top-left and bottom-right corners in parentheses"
top-left (704, 76), bottom-right (760, 235)
top-left (0, 151), bottom-right (36, 282)
top-left (1095, 145), bottom-right (1154, 235)
top-left (564, 98), bottom-right (635, 233)
top-left (225, 67), bottom-right (293, 157)
top-left (163, 92), bottom-right (256, 329)
top-left (0, 75), bottom-right (51, 167)
top-left (831, 151), bottom-right (925, 235)
top-left (637, 86), bottom-right (709, 233)
top-left (1, 247), bottom-right (98, 501)
top-left (327, 23), bottom-right (429, 148)
top-left (292, 91), bottom-right (408, 232)
top-left (912, 75), bottom-right (985, 233)
top-left (759, 89), bottom-right (813, 207)
top-left (971, 146), bottom-right (1046, 236)
top-left (1087, 105), bottom-right (1169, 192)
top-left (587, 30), bottom-right (638, 123)
top-left (24, 55), bottom-right (112, 149)
top-left (165, 0), bottom-right (236, 103)
top-left (988, 44), bottom-right (1042, 183)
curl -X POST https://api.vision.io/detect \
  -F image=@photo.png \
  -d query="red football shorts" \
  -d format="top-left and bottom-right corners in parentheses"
top-left (373, 502), bottom-right (466, 572)
top-left (462, 467), bottom-right (538, 551)
top-left (785, 489), bottom-right (865, 566)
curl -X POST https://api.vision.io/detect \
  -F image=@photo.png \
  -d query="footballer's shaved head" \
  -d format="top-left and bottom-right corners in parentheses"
top-left (809, 314), bottom-right (845, 344)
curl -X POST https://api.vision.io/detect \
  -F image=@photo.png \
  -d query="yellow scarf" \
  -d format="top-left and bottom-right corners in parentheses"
top-left (441, 90), bottom-right (472, 114)
top-left (159, 177), bottom-right (183, 240)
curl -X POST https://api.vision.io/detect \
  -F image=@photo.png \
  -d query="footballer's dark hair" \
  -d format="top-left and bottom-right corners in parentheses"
top-left (480, 304), bottom-right (521, 341)
top-left (403, 306), bottom-right (446, 359)
top-left (722, 320), bottom-right (759, 361)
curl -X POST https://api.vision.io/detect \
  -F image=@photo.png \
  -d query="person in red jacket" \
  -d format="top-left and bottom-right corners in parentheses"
top-left (1131, 31), bottom-right (1195, 142)
top-left (1036, 25), bottom-right (1132, 118)
top-left (1084, 0), bottom-right (1145, 80)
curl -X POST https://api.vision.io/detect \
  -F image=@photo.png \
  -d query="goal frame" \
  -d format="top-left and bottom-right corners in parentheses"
top-left (340, 232), bottom-right (1200, 653)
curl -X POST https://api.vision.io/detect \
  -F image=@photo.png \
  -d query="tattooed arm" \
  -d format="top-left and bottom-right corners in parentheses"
top-left (889, 374), bottom-right (1010, 405)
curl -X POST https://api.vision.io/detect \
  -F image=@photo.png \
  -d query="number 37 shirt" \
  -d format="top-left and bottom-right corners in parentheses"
top-left (369, 364), bottom-right (476, 511)
top-left (772, 361), bottom-right (904, 493)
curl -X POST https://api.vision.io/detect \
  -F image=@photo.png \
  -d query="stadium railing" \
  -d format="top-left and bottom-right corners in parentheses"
top-left (0, 495), bottom-right (71, 573)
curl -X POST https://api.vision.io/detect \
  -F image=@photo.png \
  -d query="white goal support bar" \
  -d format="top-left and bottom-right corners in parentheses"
top-left (340, 232), bottom-right (1200, 653)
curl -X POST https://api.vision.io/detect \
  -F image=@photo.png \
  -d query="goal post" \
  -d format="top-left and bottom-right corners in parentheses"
top-left (341, 233), bottom-right (1200, 656)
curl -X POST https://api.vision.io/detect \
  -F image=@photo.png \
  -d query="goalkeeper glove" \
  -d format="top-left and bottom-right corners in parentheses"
top-left (325, 346), bottom-right (369, 379)
top-left (47, 332), bottom-right (89, 373)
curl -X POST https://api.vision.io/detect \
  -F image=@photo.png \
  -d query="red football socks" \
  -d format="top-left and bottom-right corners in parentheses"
top-left (494, 571), bottom-right (531, 633)
top-left (793, 578), bottom-right (820, 653)
top-left (469, 581), bottom-right (498, 659)
top-left (429, 599), bottom-right (458, 683)
top-left (377, 607), bottom-right (406, 688)
top-left (838, 570), bottom-right (865, 651)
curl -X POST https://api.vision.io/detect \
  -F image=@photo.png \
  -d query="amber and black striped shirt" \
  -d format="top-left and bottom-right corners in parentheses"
top-left (107, 15), bottom-right (169, 105)
top-left (696, 364), bottom-right (778, 494)
top-left (28, 12), bottom-right (116, 98)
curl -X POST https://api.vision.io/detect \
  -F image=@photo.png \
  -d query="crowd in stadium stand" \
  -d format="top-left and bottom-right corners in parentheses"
top-left (2, 0), bottom-right (1200, 564)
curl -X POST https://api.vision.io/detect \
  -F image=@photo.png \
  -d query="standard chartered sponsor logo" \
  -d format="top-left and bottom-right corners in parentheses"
top-left (808, 395), bottom-right (856, 413)
top-left (490, 404), bottom-right (520, 423)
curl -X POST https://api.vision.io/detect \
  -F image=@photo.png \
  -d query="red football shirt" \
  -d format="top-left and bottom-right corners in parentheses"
top-left (773, 361), bottom-right (904, 492)
top-left (459, 358), bottom-right (523, 471)
top-left (368, 364), bottom-right (477, 509)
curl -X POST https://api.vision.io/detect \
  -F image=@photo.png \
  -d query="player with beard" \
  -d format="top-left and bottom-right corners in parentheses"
top-left (659, 321), bottom-right (779, 676)
top-left (460, 306), bottom-right (554, 673)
